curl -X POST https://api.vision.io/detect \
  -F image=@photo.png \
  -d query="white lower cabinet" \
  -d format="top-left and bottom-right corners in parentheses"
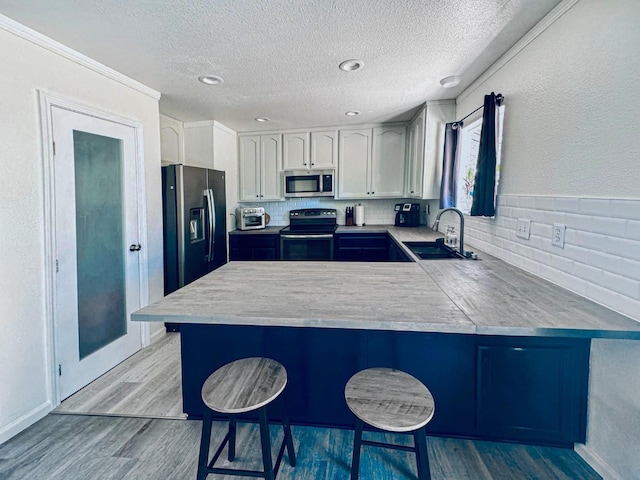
top-left (238, 134), bottom-right (282, 201)
top-left (338, 126), bottom-right (406, 199)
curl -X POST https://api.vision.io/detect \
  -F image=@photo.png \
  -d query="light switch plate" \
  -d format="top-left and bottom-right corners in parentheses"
top-left (552, 223), bottom-right (566, 248)
top-left (516, 218), bottom-right (531, 239)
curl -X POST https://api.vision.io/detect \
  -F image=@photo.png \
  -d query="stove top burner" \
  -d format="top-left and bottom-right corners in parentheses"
top-left (281, 208), bottom-right (337, 235)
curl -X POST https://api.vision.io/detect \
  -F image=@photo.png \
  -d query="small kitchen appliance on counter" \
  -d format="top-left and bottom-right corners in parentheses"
top-left (394, 203), bottom-right (421, 227)
top-left (235, 206), bottom-right (266, 230)
top-left (280, 208), bottom-right (337, 260)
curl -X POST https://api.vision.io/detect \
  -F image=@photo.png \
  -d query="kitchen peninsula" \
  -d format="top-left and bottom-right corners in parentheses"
top-left (132, 227), bottom-right (640, 448)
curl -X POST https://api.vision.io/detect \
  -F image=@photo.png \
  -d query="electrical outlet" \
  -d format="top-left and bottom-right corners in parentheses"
top-left (516, 218), bottom-right (531, 239)
top-left (552, 223), bottom-right (566, 248)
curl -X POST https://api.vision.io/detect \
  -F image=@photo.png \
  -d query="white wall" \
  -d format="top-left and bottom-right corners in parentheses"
top-left (455, 0), bottom-right (640, 478)
top-left (212, 122), bottom-right (239, 235)
top-left (0, 20), bottom-right (164, 443)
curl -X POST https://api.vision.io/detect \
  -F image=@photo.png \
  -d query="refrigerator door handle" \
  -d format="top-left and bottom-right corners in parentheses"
top-left (204, 189), bottom-right (215, 263)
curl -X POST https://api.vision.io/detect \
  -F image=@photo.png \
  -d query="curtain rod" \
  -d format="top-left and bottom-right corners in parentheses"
top-left (452, 93), bottom-right (503, 128)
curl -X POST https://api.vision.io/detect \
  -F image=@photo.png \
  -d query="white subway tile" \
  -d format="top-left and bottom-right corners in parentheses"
top-left (617, 296), bottom-right (640, 322)
top-left (584, 283), bottom-right (619, 311)
top-left (573, 231), bottom-right (611, 251)
top-left (540, 211), bottom-right (567, 225)
top-left (550, 254), bottom-right (573, 273)
top-left (520, 196), bottom-right (537, 208)
top-left (565, 213), bottom-right (595, 232)
top-left (554, 197), bottom-right (580, 214)
top-left (535, 197), bottom-right (555, 211)
top-left (588, 217), bottom-right (627, 237)
top-left (605, 238), bottom-right (640, 261)
top-left (621, 258), bottom-right (640, 281)
top-left (578, 198), bottom-right (612, 216)
top-left (573, 261), bottom-right (604, 284)
top-left (611, 199), bottom-right (640, 221)
top-left (588, 250), bottom-right (623, 274)
top-left (626, 220), bottom-right (640, 241)
top-left (521, 257), bottom-right (541, 275)
top-left (601, 271), bottom-right (640, 300)
top-left (561, 244), bottom-right (590, 263)
top-left (504, 195), bottom-right (519, 207)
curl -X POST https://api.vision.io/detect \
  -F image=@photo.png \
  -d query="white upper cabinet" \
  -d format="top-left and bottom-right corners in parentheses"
top-left (338, 126), bottom-right (406, 199)
top-left (260, 134), bottom-right (282, 200)
top-left (238, 134), bottom-right (282, 201)
top-left (282, 132), bottom-right (310, 170)
top-left (310, 130), bottom-right (338, 169)
top-left (338, 129), bottom-right (372, 199)
top-left (405, 101), bottom-right (455, 199)
top-left (371, 126), bottom-right (406, 197)
top-left (405, 110), bottom-right (425, 197)
top-left (160, 114), bottom-right (184, 165)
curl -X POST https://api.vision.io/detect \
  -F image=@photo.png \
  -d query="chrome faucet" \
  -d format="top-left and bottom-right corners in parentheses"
top-left (432, 207), bottom-right (465, 256)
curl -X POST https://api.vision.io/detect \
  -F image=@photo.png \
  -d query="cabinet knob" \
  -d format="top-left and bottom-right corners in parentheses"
top-left (256, 195), bottom-right (259, 198)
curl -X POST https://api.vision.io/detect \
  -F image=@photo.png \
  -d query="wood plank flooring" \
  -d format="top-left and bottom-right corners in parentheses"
top-left (54, 333), bottom-right (185, 419)
top-left (0, 414), bottom-right (601, 479)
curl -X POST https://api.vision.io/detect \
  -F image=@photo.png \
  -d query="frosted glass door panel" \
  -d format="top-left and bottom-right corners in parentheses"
top-left (73, 130), bottom-right (126, 359)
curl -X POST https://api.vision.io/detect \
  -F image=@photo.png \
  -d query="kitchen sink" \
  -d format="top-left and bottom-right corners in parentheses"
top-left (402, 240), bottom-right (465, 260)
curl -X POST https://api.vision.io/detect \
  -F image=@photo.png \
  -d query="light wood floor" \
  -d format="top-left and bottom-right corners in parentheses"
top-left (54, 333), bottom-right (185, 419)
top-left (0, 414), bottom-right (600, 479)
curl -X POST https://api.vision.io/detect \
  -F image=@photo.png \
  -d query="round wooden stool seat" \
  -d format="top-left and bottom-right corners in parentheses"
top-left (345, 367), bottom-right (435, 432)
top-left (201, 357), bottom-right (287, 414)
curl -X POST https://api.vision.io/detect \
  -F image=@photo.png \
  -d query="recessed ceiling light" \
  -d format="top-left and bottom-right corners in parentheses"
top-left (339, 59), bottom-right (364, 72)
top-left (198, 75), bottom-right (224, 85)
top-left (255, 117), bottom-right (270, 123)
top-left (345, 111), bottom-right (360, 116)
top-left (440, 75), bottom-right (461, 88)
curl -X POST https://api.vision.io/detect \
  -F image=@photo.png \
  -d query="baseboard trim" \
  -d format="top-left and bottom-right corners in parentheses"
top-left (575, 443), bottom-right (623, 480)
top-left (0, 401), bottom-right (52, 445)
top-left (150, 326), bottom-right (168, 345)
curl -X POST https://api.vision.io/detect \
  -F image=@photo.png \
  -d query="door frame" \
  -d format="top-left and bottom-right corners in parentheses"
top-left (38, 90), bottom-right (150, 407)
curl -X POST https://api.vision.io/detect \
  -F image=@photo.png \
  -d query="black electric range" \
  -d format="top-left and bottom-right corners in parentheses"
top-left (279, 208), bottom-right (337, 260)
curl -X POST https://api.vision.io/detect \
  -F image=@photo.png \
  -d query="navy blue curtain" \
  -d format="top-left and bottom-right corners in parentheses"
top-left (470, 92), bottom-right (499, 217)
top-left (439, 122), bottom-right (462, 209)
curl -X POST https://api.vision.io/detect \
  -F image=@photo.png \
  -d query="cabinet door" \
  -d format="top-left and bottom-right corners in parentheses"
top-left (406, 111), bottom-right (425, 197)
top-left (338, 129), bottom-right (371, 199)
top-left (372, 126), bottom-right (406, 197)
top-left (283, 132), bottom-right (309, 170)
top-left (310, 130), bottom-right (337, 169)
top-left (476, 340), bottom-right (589, 446)
top-left (260, 134), bottom-right (282, 200)
top-left (238, 136), bottom-right (261, 201)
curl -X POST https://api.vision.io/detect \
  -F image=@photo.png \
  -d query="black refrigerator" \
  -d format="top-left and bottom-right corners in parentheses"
top-left (162, 165), bottom-right (227, 331)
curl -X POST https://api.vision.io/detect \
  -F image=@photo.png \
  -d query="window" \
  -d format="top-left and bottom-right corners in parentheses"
top-left (456, 105), bottom-right (505, 214)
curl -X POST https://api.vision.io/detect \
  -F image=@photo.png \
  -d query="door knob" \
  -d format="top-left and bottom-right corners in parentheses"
top-left (129, 244), bottom-right (142, 252)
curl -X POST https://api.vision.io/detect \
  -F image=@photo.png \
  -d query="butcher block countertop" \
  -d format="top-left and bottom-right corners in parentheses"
top-left (133, 226), bottom-right (640, 339)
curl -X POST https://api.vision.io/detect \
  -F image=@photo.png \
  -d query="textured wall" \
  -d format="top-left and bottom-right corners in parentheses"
top-left (0, 25), bottom-right (163, 443)
top-left (456, 0), bottom-right (640, 478)
top-left (457, 0), bottom-right (640, 199)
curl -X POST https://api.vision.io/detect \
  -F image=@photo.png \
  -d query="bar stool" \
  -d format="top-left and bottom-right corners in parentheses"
top-left (345, 368), bottom-right (435, 480)
top-left (196, 357), bottom-right (296, 480)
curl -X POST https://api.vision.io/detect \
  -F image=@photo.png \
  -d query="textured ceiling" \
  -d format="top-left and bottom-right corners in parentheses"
top-left (1, 0), bottom-right (561, 132)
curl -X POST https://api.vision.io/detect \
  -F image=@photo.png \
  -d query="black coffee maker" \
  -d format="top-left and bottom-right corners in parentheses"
top-left (394, 203), bottom-right (421, 227)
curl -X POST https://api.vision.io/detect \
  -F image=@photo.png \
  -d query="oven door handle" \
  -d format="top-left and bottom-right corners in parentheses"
top-left (280, 234), bottom-right (334, 239)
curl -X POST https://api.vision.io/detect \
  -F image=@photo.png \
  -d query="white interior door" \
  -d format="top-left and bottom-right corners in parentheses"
top-left (52, 106), bottom-right (143, 400)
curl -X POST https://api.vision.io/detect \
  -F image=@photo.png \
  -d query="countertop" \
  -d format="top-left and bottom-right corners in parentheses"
top-left (134, 226), bottom-right (640, 339)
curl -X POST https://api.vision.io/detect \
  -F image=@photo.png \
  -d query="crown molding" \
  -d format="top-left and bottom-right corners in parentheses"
top-left (457, 0), bottom-right (581, 103)
top-left (0, 13), bottom-right (161, 100)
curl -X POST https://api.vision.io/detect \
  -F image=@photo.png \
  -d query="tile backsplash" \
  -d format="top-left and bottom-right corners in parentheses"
top-left (464, 195), bottom-right (640, 323)
top-left (240, 198), bottom-right (431, 226)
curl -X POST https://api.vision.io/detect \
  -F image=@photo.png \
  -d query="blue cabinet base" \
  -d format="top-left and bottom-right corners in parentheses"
top-left (180, 324), bottom-right (589, 447)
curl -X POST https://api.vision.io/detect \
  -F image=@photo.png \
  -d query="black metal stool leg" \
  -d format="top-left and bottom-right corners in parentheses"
top-left (228, 416), bottom-right (237, 462)
top-left (414, 427), bottom-right (431, 480)
top-left (258, 407), bottom-right (275, 480)
top-left (196, 408), bottom-right (213, 480)
top-left (280, 396), bottom-right (297, 467)
top-left (350, 419), bottom-right (364, 480)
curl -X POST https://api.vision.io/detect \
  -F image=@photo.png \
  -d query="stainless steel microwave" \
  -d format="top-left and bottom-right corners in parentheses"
top-left (284, 170), bottom-right (334, 198)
